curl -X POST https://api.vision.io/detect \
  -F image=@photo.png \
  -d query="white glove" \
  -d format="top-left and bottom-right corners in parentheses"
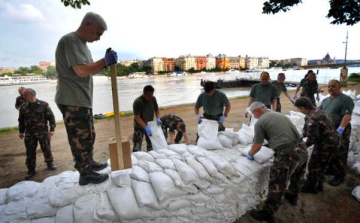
top-left (292, 94), bottom-right (297, 101)
top-left (244, 107), bottom-right (251, 118)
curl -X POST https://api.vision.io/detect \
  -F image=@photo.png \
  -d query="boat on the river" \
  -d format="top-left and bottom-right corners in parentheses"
top-left (0, 75), bottom-right (50, 86)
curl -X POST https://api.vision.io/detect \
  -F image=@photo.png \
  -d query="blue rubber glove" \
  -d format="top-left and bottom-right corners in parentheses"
top-left (196, 114), bottom-right (202, 124)
top-left (292, 93), bottom-right (297, 101)
top-left (219, 115), bottom-right (227, 124)
top-left (246, 152), bottom-right (254, 161)
top-left (156, 118), bottom-right (162, 126)
top-left (145, 126), bottom-right (152, 136)
top-left (103, 48), bottom-right (118, 67)
top-left (316, 94), bottom-right (320, 102)
top-left (337, 126), bottom-right (345, 135)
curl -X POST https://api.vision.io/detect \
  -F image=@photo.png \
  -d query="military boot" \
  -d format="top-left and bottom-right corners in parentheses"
top-left (329, 176), bottom-right (344, 187)
top-left (301, 182), bottom-right (318, 194)
top-left (250, 210), bottom-right (275, 223)
top-left (47, 163), bottom-right (57, 171)
top-left (317, 181), bottom-right (324, 192)
top-left (284, 192), bottom-right (298, 206)
top-left (91, 161), bottom-right (108, 171)
top-left (79, 171), bottom-right (109, 186)
top-left (24, 170), bottom-right (36, 180)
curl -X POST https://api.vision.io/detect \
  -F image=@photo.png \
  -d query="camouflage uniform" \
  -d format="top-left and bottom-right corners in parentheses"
top-left (264, 143), bottom-right (308, 214)
top-left (18, 100), bottom-right (56, 172)
top-left (303, 108), bottom-right (340, 184)
top-left (15, 95), bottom-right (26, 110)
top-left (132, 127), bottom-right (152, 152)
top-left (58, 105), bottom-right (95, 174)
top-left (300, 79), bottom-right (318, 106)
top-left (160, 114), bottom-right (186, 143)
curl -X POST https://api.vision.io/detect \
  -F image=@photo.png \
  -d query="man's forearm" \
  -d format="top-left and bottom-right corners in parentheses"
top-left (249, 143), bottom-right (262, 156)
top-left (272, 99), bottom-right (277, 111)
top-left (195, 107), bottom-right (200, 115)
top-left (134, 116), bottom-right (147, 129)
top-left (155, 110), bottom-right (160, 118)
top-left (73, 59), bottom-right (106, 77)
top-left (339, 114), bottom-right (352, 128)
top-left (224, 104), bottom-right (231, 116)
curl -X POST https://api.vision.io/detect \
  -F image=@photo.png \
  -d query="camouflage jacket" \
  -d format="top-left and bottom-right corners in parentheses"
top-left (15, 95), bottom-right (26, 110)
top-left (18, 99), bottom-right (56, 134)
top-left (303, 108), bottom-right (337, 146)
top-left (160, 114), bottom-right (185, 133)
top-left (301, 79), bottom-right (318, 97)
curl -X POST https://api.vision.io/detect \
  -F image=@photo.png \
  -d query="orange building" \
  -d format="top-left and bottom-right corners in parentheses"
top-left (215, 54), bottom-right (231, 70)
top-left (195, 57), bottom-right (207, 70)
top-left (39, 61), bottom-right (52, 71)
top-left (163, 58), bottom-right (175, 72)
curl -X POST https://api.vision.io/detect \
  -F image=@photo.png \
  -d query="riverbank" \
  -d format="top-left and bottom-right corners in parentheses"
top-left (1, 83), bottom-right (360, 222)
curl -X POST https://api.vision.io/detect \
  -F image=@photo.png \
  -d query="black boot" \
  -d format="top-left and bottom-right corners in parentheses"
top-left (329, 176), bottom-right (344, 186)
top-left (284, 192), bottom-right (298, 206)
top-left (301, 182), bottom-right (318, 194)
top-left (91, 161), bottom-right (108, 171)
top-left (250, 210), bottom-right (275, 223)
top-left (317, 181), bottom-right (324, 192)
top-left (47, 163), bottom-right (57, 171)
top-left (24, 170), bottom-right (36, 180)
top-left (79, 171), bottom-right (109, 186)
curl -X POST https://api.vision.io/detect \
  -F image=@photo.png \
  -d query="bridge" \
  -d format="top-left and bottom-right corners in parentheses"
top-left (300, 62), bottom-right (360, 69)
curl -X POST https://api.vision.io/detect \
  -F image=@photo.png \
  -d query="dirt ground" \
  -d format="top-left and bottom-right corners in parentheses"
top-left (1, 83), bottom-right (360, 223)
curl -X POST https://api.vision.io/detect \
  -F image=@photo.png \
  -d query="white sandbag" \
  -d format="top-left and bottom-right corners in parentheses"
top-left (107, 186), bottom-right (152, 221)
top-left (223, 128), bottom-right (240, 145)
top-left (148, 121), bottom-right (168, 151)
top-left (0, 188), bottom-right (8, 205)
top-left (31, 217), bottom-right (55, 223)
top-left (130, 165), bottom-right (150, 182)
top-left (187, 145), bottom-right (209, 157)
top-left (149, 150), bottom-right (167, 159)
top-left (197, 137), bottom-right (224, 150)
top-left (198, 119), bottom-right (219, 140)
top-left (172, 159), bottom-right (199, 184)
top-left (218, 134), bottom-right (233, 148)
top-left (55, 204), bottom-right (74, 223)
top-left (163, 169), bottom-right (198, 193)
top-left (196, 157), bottom-right (228, 183)
top-left (203, 185), bottom-right (225, 195)
top-left (1, 197), bottom-right (30, 222)
top-left (352, 186), bottom-right (360, 202)
top-left (185, 157), bottom-right (215, 182)
top-left (131, 155), bottom-right (139, 165)
top-left (111, 169), bottom-right (132, 187)
top-left (241, 146), bottom-right (274, 164)
top-left (167, 199), bottom-right (193, 211)
top-left (186, 191), bottom-right (211, 204)
top-left (149, 172), bottom-right (188, 206)
top-left (157, 149), bottom-right (181, 157)
top-left (132, 151), bottom-right (155, 162)
top-left (49, 182), bottom-right (80, 207)
top-left (138, 160), bottom-right (163, 172)
top-left (241, 124), bottom-right (255, 138)
top-left (237, 130), bottom-right (253, 145)
top-left (351, 162), bottom-right (360, 174)
top-left (94, 192), bottom-right (119, 223)
top-left (168, 144), bottom-right (189, 154)
top-left (6, 181), bottom-right (41, 202)
top-left (181, 152), bottom-right (193, 158)
top-left (155, 158), bottom-right (176, 170)
top-left (234, 157), bottom-right (264, 174)
top-left (74, 194), bottom-right (99, 223)
top-left (132, 179), bottom-right (160, 209)
top-left (26, 187), bottom-right (57, 219)
top-left (207, 154), bottom-right (239, 177)
top-left (54, 171), bottom-right (79, 186)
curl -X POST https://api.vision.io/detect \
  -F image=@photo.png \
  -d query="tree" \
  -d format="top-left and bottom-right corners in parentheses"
top-left (263, 0), bottom-right (360, 25)
top-left (30, 66), bottom-right (43, 75)
top-left (61, 0), bottom-right (90, 9)
top-left (45, 66), bottom-right (57, 79)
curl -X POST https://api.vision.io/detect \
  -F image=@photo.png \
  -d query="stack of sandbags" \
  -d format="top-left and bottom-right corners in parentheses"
top-left (348, 94), bottom-right (360, 174)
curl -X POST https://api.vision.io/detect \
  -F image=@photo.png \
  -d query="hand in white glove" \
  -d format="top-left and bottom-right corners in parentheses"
top-left (292, 93), bottom-right (297, 101)
top-left (244, 107), bottom-right (251, 118)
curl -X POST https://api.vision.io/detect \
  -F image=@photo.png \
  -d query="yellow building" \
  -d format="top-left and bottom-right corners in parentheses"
top-left (175, 55), bottom-right (196, 71)
top-left (216, 54), bottom-right (230, 70)
top-left (149, 57), bottom-right (164, 74)
top-left (206, 54), bottom-right (216, 70)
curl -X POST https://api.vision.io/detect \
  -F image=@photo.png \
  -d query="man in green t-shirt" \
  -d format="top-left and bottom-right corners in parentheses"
top-left (247, 102), bottom-right (308, 222)
top-left (271, 73), bottom-right (294, 112)
top-left (133, 85), bottom-right (161, 152)
top-left (319, 79), bottom-right (354, 186)
top-left (55, 12), bottom-right (117, 186)
top-left (245, 72), bottom-right (277, 118)
top-left (293, 70), bottom-right (319, 106)
top-left (195, 81), bottom-right (231, 131)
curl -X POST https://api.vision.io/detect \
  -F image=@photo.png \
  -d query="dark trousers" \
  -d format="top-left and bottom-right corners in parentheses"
top-left (58, 105), bottom-right (95, 174)
top-left (203, 113), bottom-right (225, 131)
top-left (132, 127), bottom-right (152, 152)
top-left (161, 126), bottom-right (183, 143)
top-left (328, 124), bottom-right (351, 178)
top-left (25, 132), bottom-right (53, 171)
top-left (264, 144), bottom-right (308, 214)
top-left (275, 98), bottom-right (281, 113)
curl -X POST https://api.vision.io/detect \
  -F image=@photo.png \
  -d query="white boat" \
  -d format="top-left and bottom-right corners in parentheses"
top-left (127, 73), bottom-right (149, 79)
top-left (0, 75), bottom-right (50, 86)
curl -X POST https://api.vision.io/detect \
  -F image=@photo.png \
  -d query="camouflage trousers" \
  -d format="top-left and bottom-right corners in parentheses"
top-left (161, 126), bottom-right (183, 144)
top-left (275, 98), bottom-right (282, 113)
top-left (24, 132), bottom-right (53, 171)
top-left (58, 105), bottom-right (95, 174)
top-left (264, 143), bottom-right (308, 214)
top-left (132, 127), bottom-right (152, 152)
top-left (307, 136), bottom-right (340, 184)
top-left (328, 124), bottom-right (351, 178)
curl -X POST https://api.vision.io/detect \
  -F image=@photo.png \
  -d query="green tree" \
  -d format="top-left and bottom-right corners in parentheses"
top-left (30, 66), bottom-right (43, 75)
top-left (269, 60), bottom-right (277, 68)
top-left (61, 0), bottom-right (90, 9)
top-left (45, 66), bottom-right (57, 79)
top-left (263, 0), bottom-right (360, 25)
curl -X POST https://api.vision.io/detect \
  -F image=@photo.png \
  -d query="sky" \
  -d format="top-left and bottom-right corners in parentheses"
top-left (0, 0), bottom-right (360, 68)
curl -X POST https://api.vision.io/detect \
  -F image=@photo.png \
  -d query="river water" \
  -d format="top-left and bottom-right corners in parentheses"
top-left (1, 67), bottom-right (359, 128)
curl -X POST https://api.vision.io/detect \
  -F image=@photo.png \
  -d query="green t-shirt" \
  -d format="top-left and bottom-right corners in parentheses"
top-left (55, 32), bottom-right (94, 108)
top-left (195, 90), bottom-right (230, 116)
top-left (254, 111), bottom-right (301, 151)
top-left (250, 83), bottom-right (278, 108)
top-left (319, 93), bottom-right (354, 127)
top-left (272, 81), bottom-right (287, 97)
top-left (133, 95), bottom-right (159, 129)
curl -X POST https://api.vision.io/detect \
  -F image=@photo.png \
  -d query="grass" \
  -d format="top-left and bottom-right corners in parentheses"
top-left (0, 121), bottom-right (64, 136)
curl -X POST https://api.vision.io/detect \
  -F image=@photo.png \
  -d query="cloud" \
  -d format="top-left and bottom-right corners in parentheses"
top-left (0, 2), bottom-right (45, 22)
